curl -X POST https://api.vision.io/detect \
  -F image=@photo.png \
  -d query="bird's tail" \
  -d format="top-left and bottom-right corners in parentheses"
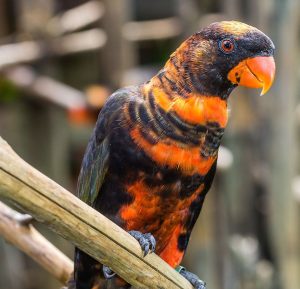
top-left (69, 248), bottom-right (130, 289)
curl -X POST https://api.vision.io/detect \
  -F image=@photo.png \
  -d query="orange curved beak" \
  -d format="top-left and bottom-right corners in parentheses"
top-left (228, 56), bottom-right (275, 95)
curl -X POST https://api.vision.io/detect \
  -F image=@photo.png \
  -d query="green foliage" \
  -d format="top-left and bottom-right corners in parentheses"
top-left (0, 78), bottom-right (20, 103)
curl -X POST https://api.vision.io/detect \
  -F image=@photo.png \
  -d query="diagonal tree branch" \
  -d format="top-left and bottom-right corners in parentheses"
top-left (0, 201), bottom-right (73, 284)
top-left (0, 136), bottom-right (193, 289)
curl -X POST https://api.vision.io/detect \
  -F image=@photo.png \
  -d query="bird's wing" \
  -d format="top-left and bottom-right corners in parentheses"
top-left (76, 135), bottom-right (109, 205)
top-left (76, 87), bottom-right (133, 205)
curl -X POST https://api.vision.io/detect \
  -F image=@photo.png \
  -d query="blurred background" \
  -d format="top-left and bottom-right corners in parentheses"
top-left (0, 0), bottom-right (299, 289)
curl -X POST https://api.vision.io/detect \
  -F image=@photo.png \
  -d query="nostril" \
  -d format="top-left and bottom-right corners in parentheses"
top-left (235, 72), bottom-right (241, 83)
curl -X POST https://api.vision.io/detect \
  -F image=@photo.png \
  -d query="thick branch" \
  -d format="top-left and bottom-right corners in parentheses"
top-left (0, 201), bottom-right (73, 284)
top-left (0, 137), bottom-right (192, 289)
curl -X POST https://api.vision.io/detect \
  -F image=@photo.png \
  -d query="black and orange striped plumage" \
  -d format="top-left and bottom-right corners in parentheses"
top-left (71, 21), bottom-right (275, 289)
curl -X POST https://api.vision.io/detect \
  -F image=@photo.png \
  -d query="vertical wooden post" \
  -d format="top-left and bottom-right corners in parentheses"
top-left (267, 1), bottom-right (300, 289)
top-left (100, 0), bottom-right (136, 88)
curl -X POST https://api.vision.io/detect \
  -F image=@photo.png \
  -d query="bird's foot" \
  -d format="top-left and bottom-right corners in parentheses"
top-left (177, 266), bottom-right (206, 289)
top-left (128, 230), bottom-right (156, 257)
top-left (103, 265), bottom-right (116, 279)
top-left (103, 230), bottom-right (155, 280)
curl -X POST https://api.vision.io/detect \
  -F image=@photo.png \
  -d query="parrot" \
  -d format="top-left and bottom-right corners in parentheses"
top-left (69, 21), bottom-right (275, 289)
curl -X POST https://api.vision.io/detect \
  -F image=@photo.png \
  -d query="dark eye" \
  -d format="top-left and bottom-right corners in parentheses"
top-left (219, 39), bottom-right (235, 53)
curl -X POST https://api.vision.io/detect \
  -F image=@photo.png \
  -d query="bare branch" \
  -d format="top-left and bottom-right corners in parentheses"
top-left (0, 137), bottom-right (193, 289)
top-left (0, 201), bottom-right (73, 284)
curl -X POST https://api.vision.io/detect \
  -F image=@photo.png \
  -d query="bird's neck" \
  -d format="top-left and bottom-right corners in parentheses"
top-left (152, 39), bottom-right (235, 99)
top-left (137, 62), bottom-right (229, 160)
top-left (143, 60), bottom-right (229, 131)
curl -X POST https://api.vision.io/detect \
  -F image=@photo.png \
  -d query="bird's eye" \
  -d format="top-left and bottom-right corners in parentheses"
top-left (219, 39), bottom-right (235, 54)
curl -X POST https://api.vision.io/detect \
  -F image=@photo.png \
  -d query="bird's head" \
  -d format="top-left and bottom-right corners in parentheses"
top-left (169, 21), bottom-right (275, 98)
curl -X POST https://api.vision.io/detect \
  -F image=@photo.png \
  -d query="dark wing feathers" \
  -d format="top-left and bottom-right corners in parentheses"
top-left (77, 136), bottom-right (109, 204)
top-left (76, 87), bottom-right (137, 205)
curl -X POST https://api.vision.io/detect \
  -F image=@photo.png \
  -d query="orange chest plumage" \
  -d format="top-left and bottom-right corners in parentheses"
top-left (119, 84), bottom-right (226, 263)
top-left (120, 178), bottom-right (205, 254)
top-left (129, 84), bottom-right (228, 175)
top-left (131, 127), bottom-right (217, 175)
top-left (152, 86), bottom-right (228, 127)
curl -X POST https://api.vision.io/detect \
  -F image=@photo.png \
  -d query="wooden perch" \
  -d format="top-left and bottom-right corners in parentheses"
top-left (0, 201), bottom-right (73, 284)
top-left (0, 137), bottom-right (193, 289)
